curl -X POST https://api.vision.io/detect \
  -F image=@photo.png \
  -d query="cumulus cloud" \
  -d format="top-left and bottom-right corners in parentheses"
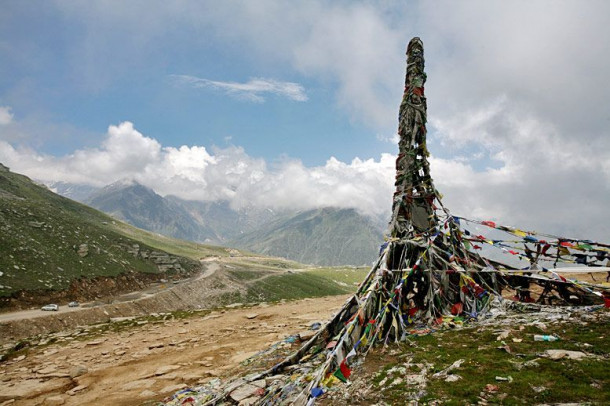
top-left (170, 75), bottom-right (307, 102)
top-left (1, 115), bottom-right (609, 241)
top-left (0, 106), bottom-right (13, 125)
top-left (0, 121), bottom-right (395, 218)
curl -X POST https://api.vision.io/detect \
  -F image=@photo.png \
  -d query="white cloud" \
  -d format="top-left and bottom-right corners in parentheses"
top-left (0, 121), bottom-right (394, 218)
top-left (171, 75), bottom-right (307, 103)
top-left (1, 116), bottom-right (609, 241)
top-left (0, 106), bottom-right (13, 125)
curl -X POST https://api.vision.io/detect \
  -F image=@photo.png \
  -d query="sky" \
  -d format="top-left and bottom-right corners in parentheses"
top-left (1, 0), bottom-right (609, 241)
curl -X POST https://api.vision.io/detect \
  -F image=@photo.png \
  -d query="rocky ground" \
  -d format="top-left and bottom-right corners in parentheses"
top-left (0, 295), bottom-right (349, 405)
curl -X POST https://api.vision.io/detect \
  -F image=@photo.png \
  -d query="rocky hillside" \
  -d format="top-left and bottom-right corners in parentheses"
top-left (48, 179), bottom-right (388, 266)
top-left (229, 207), bottom-right (385, 266)
top-left (0, 164), bottom-right (202, 310)
top-left (85, 180), bottom-right (278, 244)
top-left (86, 180), bottom-right (220, 243)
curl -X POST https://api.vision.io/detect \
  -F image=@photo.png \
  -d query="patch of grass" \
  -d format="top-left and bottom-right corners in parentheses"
top-left (226, 269), bottom-right (273, 281)
top-left (243, 271), bottom-right (355, 303)
top-left (223, 256), bottom-right (306, 271)
top-left (307, 267), bottom-right (370, 287)
top-left (362, 315), bottom-right (609, 405)
top-left (111, 222), bottom-right (232, 261)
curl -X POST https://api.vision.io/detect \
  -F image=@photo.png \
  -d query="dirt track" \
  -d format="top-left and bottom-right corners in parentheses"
top-left (0, 295), bottom-right (349, 405)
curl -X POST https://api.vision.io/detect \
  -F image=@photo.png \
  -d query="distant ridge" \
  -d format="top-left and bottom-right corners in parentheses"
top-left (50, 180), bottom-right (387, 266)
top-left (86, 180), bottom-right (220, 243)
top-left (228, 207), bottom-right (384, 266)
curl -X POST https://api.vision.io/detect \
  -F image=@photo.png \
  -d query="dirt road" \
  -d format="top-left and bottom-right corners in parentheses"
top-left (0, 295), bottom-right (350, 405)
top-left (0, 262), bottom-right (222, 325)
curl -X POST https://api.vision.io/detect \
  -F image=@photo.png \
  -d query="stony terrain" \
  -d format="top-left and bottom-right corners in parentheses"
top-left (0, 295), bottom-right (349, 405)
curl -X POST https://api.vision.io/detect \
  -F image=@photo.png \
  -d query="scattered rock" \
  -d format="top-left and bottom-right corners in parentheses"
top-left (138, 390), bottom-right (157, 398)
top-left (530, 385), bottom-right (547, 393)
top-left (66, 384), bottom-right (88, 396)
top-left (230, 384), bottom-right (262, 402)
top-left (69, 365), bottom-right (88, 378)
top-left (121, 379), bottom-right (156, 391)
top-left (543, 349), bottom-right (587, 360)
top-left (298, 331), bottom-right (316, 341)
top-left (160, 383), bottom-right (187, 393)
top-left (77, 244), bottom-right (89, 257)
top-left (43, 395), bottom-right (65, 405)
top-left (148, 342), bottom-right (165, 350)
top-left (250, 379), bottom-right (266, 388)
top-left (445, 374), bottom-right (462, 382)
top-left (37, 365), bottom-right (58, 375)
top-left (154, 365), bottom-right (181, 376)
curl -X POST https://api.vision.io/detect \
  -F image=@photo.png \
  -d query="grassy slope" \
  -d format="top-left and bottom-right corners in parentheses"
top-left (230, 208), bottom-right (384, 266)
top-left (343, 313), bottom-right (609, 405)
top-left (222, 266), bottom-right (370, 304)
top-left (0, 166), bottom-right (224, 297)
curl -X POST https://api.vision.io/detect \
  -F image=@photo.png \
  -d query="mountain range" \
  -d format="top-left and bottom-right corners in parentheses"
top-left (0, 164), bottom-right (203, 309)
top-left (47, 179), bottom-right (388, 266)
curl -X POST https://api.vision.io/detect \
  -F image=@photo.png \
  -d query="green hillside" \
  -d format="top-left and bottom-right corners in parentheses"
top-left (229, 207), bottom-right (385, 266)
top-left (0, 164), bottom-right (217, 306)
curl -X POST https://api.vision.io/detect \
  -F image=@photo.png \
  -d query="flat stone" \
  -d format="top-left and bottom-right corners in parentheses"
top-left (44, 373), bottom-right (71, 379)
top-left (121, 379), bottom-right (156, 390)
top-left (2, 378), bottom-right (70, 399)
top-left (250, 379), bottom-right (266, 388)
top-left (230, 384), bottom-right (260, 402)
top-left (245, 314), bottom-right (259, 319)
top-left (43, 395), bottom-right (65, 405)
top-left (86, 340), bottom-right (104, 346)
top-left (154, 365), bottom-right (180, 376)
top-left (66, 384), bottom-right (88, 396)
top-left (138, 390), bottom-right (157, 398)
top-left (148, 342), bottom-right (165, 350)
top-left (159, 383), bottom-right (187, 393)
top-left (445, 374), bottom-right (462, 382)
top-left (544, 349), bottom-right (587, 360)
top-left (38, 365), bottom-right (58, 374)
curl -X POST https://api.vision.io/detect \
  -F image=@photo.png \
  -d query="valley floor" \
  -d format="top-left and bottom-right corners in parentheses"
top-left (0, 295), bottom-right (349, 405)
